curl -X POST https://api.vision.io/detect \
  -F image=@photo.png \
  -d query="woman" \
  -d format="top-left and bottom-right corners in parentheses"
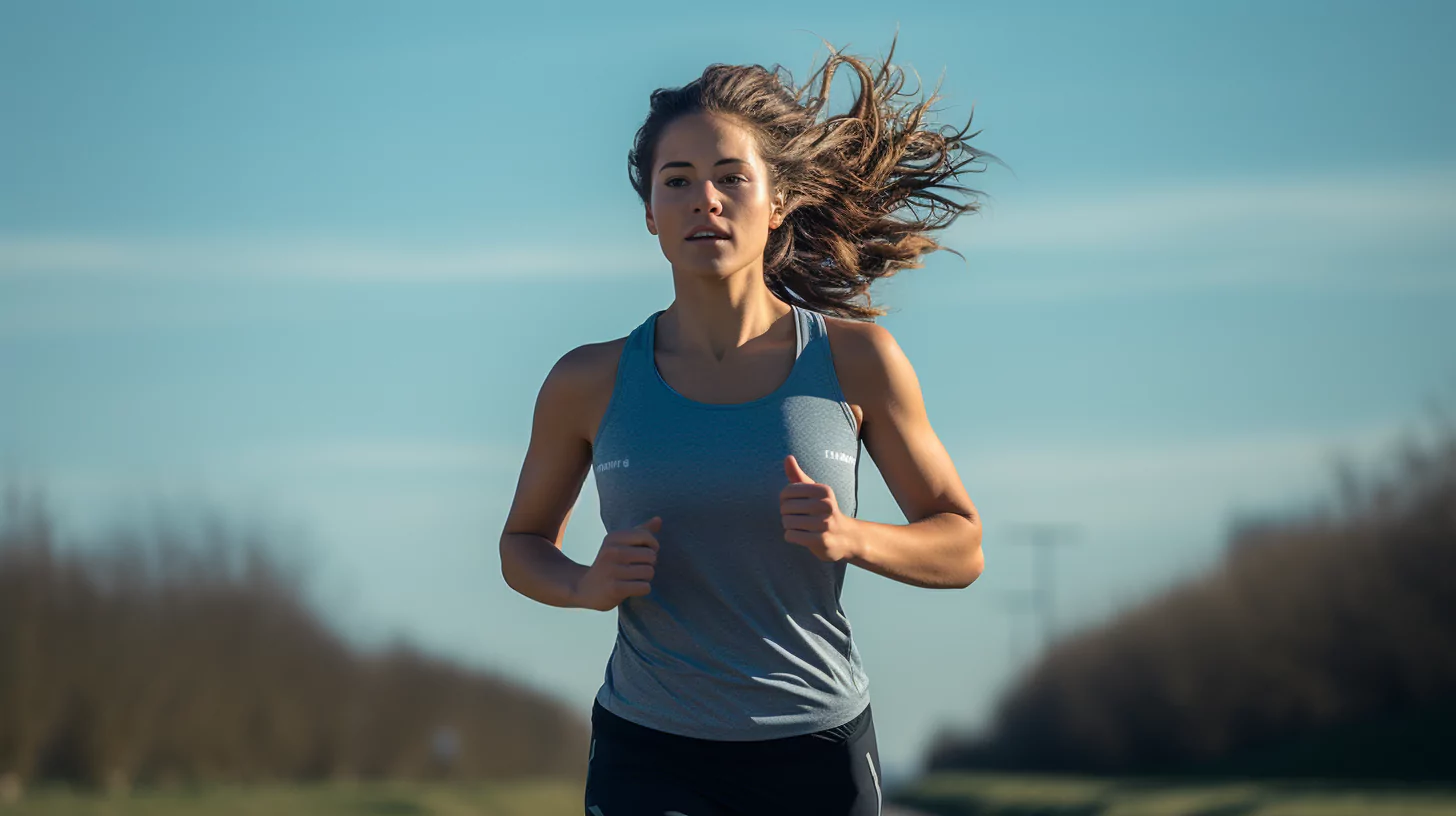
top-left (500, 38), bottom-right (991, 816)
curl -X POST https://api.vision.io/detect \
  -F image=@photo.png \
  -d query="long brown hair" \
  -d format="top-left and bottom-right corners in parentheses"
top-left (628, 36), bottom-right (1000, 319)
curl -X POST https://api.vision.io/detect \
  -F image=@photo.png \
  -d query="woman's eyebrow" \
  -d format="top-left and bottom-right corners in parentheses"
top-left (658, 158), bottom-right (749, 172)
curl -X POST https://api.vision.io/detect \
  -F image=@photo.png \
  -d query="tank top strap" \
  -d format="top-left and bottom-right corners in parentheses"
top-left (597, 311), bottom-right (664, 429)
top-left (792, 302), bottom-right (810, 358)
top-left (789, 305), bottom-right (836, 391)
top-left (622, 311), bottom-right (663, 398)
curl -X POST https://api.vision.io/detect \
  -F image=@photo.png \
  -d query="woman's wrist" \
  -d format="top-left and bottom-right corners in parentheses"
top-left (501, 533), bottom-right (593, 609)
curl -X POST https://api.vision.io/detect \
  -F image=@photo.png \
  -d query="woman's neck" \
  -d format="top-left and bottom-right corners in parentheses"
top-left (658, 283), bottom-right (793, 364)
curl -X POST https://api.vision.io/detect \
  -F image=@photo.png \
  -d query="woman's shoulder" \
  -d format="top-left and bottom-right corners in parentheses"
top-left (545, 335), bottom-right (630, 400)
top-left (819, 313), bottom-right (915, 418)
top-left (542, 335), bottom-right (631, 444)
top-left (553, 335), bottom-right (629, 377)
top-left (820, 313), bottom-right (900, 378)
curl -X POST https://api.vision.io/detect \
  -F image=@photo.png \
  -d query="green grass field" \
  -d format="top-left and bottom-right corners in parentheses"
top-left (892, 771), bottom-right (1456, 816)
top-left (3, 778), bottom-right (583, 816)
top-left (6, 774), bottom-right (1456, 815)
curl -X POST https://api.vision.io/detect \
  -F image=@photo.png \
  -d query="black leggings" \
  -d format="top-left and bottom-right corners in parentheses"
top-left (584, 699), bottom-right (883, 816)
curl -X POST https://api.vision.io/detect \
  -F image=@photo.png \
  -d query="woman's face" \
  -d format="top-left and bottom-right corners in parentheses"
top-left (645, 112), bottom-right (784, 279)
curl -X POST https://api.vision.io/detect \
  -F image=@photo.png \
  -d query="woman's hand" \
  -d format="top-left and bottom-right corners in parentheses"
top-left (780, 455), bottom-right (862, 563)
top-left (573, 517), bottom-right (661, 611)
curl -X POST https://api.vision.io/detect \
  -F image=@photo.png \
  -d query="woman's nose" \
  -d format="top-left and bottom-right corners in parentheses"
top-left (693, 181), bottom-right (723, 214)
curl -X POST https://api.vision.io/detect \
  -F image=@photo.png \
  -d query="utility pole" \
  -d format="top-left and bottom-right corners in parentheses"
top-left (995, 588), bottom-right (1039, 665)
top-left (1005, 523), bottom-right (1080, 651)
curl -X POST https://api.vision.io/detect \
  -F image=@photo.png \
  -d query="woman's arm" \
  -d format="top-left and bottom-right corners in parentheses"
top-left (498, 345), bottom-right (607, 608)
top-left (833, 321), bottom-right (983, 589)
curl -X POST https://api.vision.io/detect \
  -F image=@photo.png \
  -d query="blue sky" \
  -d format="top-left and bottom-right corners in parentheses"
top-left (3, 0), bottom-right (1454, 784)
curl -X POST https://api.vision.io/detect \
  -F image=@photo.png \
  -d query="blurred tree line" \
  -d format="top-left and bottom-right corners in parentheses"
top-left (0, 490), bottom-right (588, 799)
top-left (929, 408), bottom-right (1456, 781)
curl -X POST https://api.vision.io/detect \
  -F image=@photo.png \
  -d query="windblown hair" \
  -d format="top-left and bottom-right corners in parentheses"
top-left (628, 36), bottom-right (999, 319)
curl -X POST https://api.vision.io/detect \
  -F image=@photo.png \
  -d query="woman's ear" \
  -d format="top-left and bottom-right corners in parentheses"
top-left (645, 204), bottom-right (657, 236)
top-left (768, 192), bottom-right (792, 230)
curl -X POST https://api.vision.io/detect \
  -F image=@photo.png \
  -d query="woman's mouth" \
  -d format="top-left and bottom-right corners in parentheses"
top-left (684, 226), bottom-right (731, 242)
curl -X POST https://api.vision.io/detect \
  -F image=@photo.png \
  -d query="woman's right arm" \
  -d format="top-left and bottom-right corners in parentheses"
top-left (498, 346), bottom-right (599, 609)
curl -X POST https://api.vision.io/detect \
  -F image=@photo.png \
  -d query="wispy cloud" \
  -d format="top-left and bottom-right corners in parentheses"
top-left (952, 417), bottom-right (1426, 533)
top-left (0, 237), bottom-right (662, 282)
top-left (952, 250), bottom-right (1456, 304)
top-left (958, 164), bottom-right (1456, 253)
top-left (923, 164), bottom-right (1456, 302)
top-left (232, 438), bottom-right (525, 476)
top-left (1, 437), bottom-right (532, 542)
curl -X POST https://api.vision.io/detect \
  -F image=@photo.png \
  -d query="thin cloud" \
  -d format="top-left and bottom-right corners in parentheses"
top-left (955, 252), bottom-right (1456, 304)
top-left (0, 237), bottom-right (662, 281)
top-left (233, 439), bottom-right (524, 476)
top-left (956, 164), bottom-right (1456, 254)
top-left (953, 418), bottom-right (1417, 531)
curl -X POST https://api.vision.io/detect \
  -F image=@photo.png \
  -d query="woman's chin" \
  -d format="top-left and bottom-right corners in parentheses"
top-left (669, 256), bottom-right (750, 278)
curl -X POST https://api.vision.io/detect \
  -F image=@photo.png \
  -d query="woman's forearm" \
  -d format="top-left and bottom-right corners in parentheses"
top-left (847, 513), bottom-right (982, 589)
top-left (500, 532), bottom-right (590, 608)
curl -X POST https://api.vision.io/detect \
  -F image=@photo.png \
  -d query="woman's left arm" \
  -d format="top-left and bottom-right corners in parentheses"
top-left (840, 321), bottom-right (983, 589)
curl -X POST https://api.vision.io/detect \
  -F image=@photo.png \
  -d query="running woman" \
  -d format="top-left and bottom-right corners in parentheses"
top-left (500, 38), bottom-right (991, 816)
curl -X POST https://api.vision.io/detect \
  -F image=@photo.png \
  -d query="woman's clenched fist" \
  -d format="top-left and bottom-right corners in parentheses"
top-left (572, 516), bottom-right (662, 611)
top-left (780, 455), bottom-right (862, 563)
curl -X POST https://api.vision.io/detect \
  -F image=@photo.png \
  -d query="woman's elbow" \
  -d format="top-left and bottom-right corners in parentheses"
top-left (957, 526), bottom-right (984, 589)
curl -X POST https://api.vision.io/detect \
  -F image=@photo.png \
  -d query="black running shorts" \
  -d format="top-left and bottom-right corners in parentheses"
top-left (584, 699), bottom-right (884, 816)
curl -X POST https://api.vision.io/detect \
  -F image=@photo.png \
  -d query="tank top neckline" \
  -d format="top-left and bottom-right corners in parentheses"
top-left (645, 303), bottom-right (806, 411)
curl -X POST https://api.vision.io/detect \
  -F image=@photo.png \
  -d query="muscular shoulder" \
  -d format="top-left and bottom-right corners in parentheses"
top-left (541, 336), bottom-right (629, 444)
top-left (821, 315), bottom-right (905, 397)
top-left (552, 336), bottom-right (627, 386)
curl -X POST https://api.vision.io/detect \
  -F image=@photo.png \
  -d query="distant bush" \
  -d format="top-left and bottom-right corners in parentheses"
top-left (0, 491), bottom-right (589, 794)
top-left (929, 406), bottom-right (1456, 780)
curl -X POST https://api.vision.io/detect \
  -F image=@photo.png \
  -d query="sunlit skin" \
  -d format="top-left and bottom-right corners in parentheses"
top-left (644, 111), bottom-right (790, 365)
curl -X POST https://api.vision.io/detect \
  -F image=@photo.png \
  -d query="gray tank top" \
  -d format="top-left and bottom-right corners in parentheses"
top-left (590, 301), bottom-right (871, 740)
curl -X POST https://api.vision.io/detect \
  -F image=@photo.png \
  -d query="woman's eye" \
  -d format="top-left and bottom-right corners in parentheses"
top-left (663, 175), bottom-right (746, 188)
top-left (663, 174), bottom-right (745, 189)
